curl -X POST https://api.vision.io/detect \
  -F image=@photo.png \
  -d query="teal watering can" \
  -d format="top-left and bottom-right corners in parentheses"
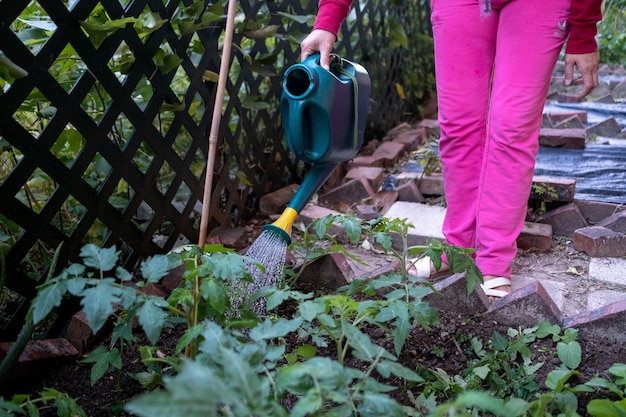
top-left (263, 53), bottom-right (371, 244)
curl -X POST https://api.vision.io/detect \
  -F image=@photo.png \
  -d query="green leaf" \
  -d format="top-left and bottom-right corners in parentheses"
top-left (473, 364), bottom-right (491, 380)
top-left (376, 359), bottom-right (424, 382)
top-left (534, 321), bottom-right (561, 339)
top-left (587, 399), bottom-right (626, 417)
top-left (545, 368), bottom-right (579, 391)
top-left (0, 52), bottom-right (28, 79)
top-left (249, 317), bottom-right (303, 341)
top-left (557, 341), bottom-right (582, 369)
top-left (141, 255), bottom-right (171, 283)
top-left (80, 278), bottom-right (122, 332)
top-left (32, 279), bottom-right (67, 324)
top-left (344, 323), bottom-right (393, 362)
top-left (80, 244), bottom-right (119, 271)
top-left (137, 297), bottom-right (169, 344)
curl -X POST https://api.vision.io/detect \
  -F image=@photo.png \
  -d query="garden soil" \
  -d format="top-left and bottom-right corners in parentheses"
top-left (5, 218), bottom-right (626, 417)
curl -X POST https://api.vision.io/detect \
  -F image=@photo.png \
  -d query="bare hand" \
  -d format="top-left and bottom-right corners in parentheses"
top-left (300, 29), bottom-right (337, 70)
top-left (563, 51), bottom-right (600, 101)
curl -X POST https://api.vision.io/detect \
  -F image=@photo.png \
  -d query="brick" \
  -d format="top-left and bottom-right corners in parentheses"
top-left (517, 222), bottom-right (552, 252)
top-left (574, 226), bottom-right (626, 257)
top-left (0, 338), bottom-right (79, 391)
top-left (418, 172), bottom-right (445, 196)
top-left (575, 199), bottom-right (625, 224)
top-left (396, 180), bottom-right (425, 203)
top-left (370, 141), bottom-right (405, 168)
top-left (596, 210), bottom-right (626, 234)
top-left (613, 79), bottom-right (626, 100)
top-left (65, 310), bottom-right (114, 353)
top-left (371, 190), bottom-right (398, 215)
top-left (485, 281), bottom-right (562, 328)
top-left (383, 122), bottom-right (413, 139)
top-left (296, 253), bottom-right (352, 292)
top-left (319, 177), bottom-right (374, 206)
top-left (587, 116), bottom-right (622, 137)
top-left (391, 127), bottom-right (428, 153)
top-left (538, 128), bottom-right (586, 149)
top-left (345, 166), bottom-right (385, 190)
top-left (547, 110), bottom-right (588, 124)
top-left (425, 273), bottom-right (489, 315)
top-left (563, 299), bottom-right (626, 344)
top-left (586, 83), bottom-right (613, 101)
top-left (537, 202), bottom-right (588, 238)
top-left (417, 118), bottom-right (440, 138)
top-left (531, 176), bottom-right (576, 203)
top-left (349, 154), bottom-right (379, 168)
top-left (552, 115), bottom-right (585, 129)
top-left (355, 204), bottom-right (379, 220)
top-left (258, 184), bottom-right (299, 216)
top-left (298, 204), bottom-right (345, 237)
top-left (161, 263), bottom-right (185, 293)
top-left (207, 226), bottom-right (248, 251)
top-left (593, 94), bottom-right (616, 104)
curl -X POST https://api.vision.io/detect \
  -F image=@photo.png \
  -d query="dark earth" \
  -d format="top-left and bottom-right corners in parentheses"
top-left (4, 217), bottom-right (626, 416)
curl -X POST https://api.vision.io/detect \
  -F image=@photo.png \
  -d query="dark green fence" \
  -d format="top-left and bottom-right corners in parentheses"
top-left (0, 0), bottom-right (433, 340)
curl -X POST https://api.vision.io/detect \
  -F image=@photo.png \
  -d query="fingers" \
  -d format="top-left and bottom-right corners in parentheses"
top-left (300, 29), bottom-right (337, 70)
top-left (563, 51), bottom-right (600, 101)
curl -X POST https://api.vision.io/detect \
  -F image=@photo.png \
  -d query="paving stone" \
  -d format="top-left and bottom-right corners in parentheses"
top-left (296, 253), bottom-right (352, 292)
top-left (536, 202), bottom-right (588, 238)
top-left (587, 116), bottom-right (622, 137)
top-left (547, 110), bottom-right (588, 124)
top-left (391, 127), bottom-right (428, 153)
top-left (425, 273), bottom-right (489, 315)
top-left (396, 180), bottom-right (425, 203)
top-left (370, 141), bottom-right (406, 168)
top-left (538, 127), bottom-right (586, 149)
top-left (345, 166), bottom-right (385, 190)
top-left (575, 199), bottom-right (625, 225)
top-left (587, 289), bottom-right (626, 311)
top-left (517, 222), bottom-right (552, 252)
top-left (563, 299), bottom-right (626, 344)
top-left (484, 281), bottom-right (562, 328)
top-left (596, 210), bottom-right (626, 234)
top-left (552, 115), bottom-right (585, 129)
top-left (258, 184), bottom-right (299, 216)
top-left (531, 176), bottom-right (576, 203)
top-left (0, 338), bottom-right (79, 390)
top-left (573, 226), bottom-right (626, 257)
top-left (588, 257), bottom-right (626, 286)
top-left (319, 177), bottom-right (374, 206)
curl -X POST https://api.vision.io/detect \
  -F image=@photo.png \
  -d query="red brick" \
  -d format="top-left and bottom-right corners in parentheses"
top-left (573, 226), bottom-right (626, 257)
top-left (517, 222), bottom-right (552, 252)
top-left (207, 226), bottom-right (248, 251)
top-left (258, 184), bottom-right (299, 216)
top-left (563, 299), bottom-right (626, 344)
top-left (356, 204), bottom-right (379, 220)
top-left (537, 202), bottom-right (588, 238)
top-left (65, 310), bottom-right (113, 353)
top-left (319, 177), bottom-right (374, 206)
top-left (296, 253), bottom-right (353, 292)
top-left (345, 166), bottom-right (385, 190)
top-left (298, 204), bottom-right (344, 237)
top-left (417, 118), bottom-right (440, 137)
top-left (370, 141), bottom-right (405, 168)
top-left (349, 154), bottom-right (379, 168)
top-left (418, 173), bottom-right (445, 196)
top-left (547, 110), bottom-right (588, 124)
top-left (587, 116), bottom-right (622, 137)
top-left (425, 273), bottom-right (489, 315)
top-left (595, 210), bottom-right (626, 234)
top-left (538, 127), bottom-right (586, 149)
top-left (531, 176), bottom-right (576, 203)
top-left (485, 281), bottom-right (562, 328)
top-left (396, 180), bottom-right (425, 203)
top-left (552, 115), bottom-right (585, 129)
top-left (372, 190), bottom-right (398, 215)
top-left (575, 200), bottom-right (625, 224)
top-left (391, 127), bottom-right (428, 153)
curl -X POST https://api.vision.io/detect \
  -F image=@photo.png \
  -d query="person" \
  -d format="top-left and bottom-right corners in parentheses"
top-left (300, 0), bottom-right (603, 300)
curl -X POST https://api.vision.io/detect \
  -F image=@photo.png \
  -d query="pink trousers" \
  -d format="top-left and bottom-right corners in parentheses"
top-left (431, 0), bottom-right (569, 277)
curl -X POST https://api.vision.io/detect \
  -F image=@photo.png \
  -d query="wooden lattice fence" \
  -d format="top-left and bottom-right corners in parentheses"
top-left (0, 0), bottom-right (433, 341)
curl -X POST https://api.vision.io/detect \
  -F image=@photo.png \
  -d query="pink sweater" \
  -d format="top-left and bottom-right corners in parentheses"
top-left (313, 0), bottom-right (603, 54)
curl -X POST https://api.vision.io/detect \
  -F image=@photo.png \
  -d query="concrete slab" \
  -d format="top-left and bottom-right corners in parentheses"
top-left (587, 289), bottom-right (626, 310)
top-left (588, 257), bottom-right (626, 286)
top-left (384, 202), bottom-right (446, 243)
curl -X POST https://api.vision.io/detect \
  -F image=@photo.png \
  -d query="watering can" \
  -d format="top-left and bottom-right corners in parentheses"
top-left (264, 53), bottom-right (371, 244)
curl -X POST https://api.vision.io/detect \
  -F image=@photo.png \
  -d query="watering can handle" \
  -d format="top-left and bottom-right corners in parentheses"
top-left (329, 55), bottom-right (360, 159)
